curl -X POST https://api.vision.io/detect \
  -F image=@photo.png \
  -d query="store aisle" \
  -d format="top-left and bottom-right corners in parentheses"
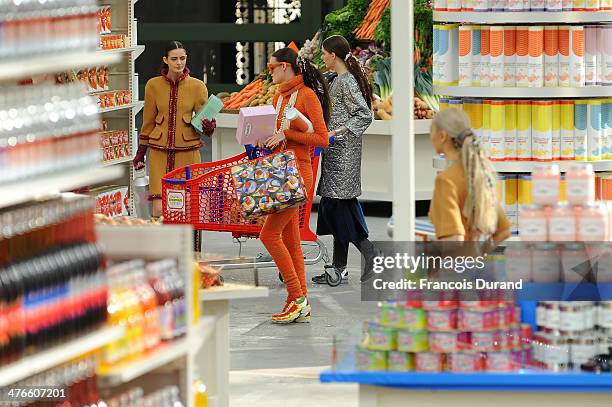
top-left (200, 208), bottom-right (390, 403)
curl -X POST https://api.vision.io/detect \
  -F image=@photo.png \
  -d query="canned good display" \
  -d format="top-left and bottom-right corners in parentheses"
top-left (356, 300), bottom-right (528, 372)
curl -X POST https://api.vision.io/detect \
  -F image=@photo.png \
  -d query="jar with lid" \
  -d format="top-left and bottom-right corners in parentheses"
top-left (544, 334), bottom-right (571, 371)
top-left (536, 302), bottom-right (548, 330)
top-left (577, 203), bottom-right (609, 241)
top-left (532, 243), bottom-right (561, 282)
top-left (598, 302), bottom-right (612, 328)
top-left (584, 302), bottom-right (596, 330)
top-left (519, 205), bottom-right (548, 241)
top-left (561, 244), bottom-right (589, 283)
top-left (598, 331), bottom-right (612, 354)
top-left (545, 301), bottom-right (561, 331)
top-left (549, 204), bottom-right (576, 242)
top-left (532, 164), bottom-right (561, 206)
top-left (504, 243), bottom-right (532, 281)
top-left (559, 302), bottom-right (586, 332)
top-left (571, 336), bottom-right (598, 367)
top-left (566, 163), bottom-right (595, 206)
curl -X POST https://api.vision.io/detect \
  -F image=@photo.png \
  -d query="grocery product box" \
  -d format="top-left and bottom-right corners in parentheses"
top-left (192, 95), bottom-right (224, 133)
top-left (236, 105), bottom-right (276, 145)
top-left (92, 186), bottom-right (129, 218)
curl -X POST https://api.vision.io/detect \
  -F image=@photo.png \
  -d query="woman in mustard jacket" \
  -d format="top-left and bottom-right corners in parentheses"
top-left (133, 41), bottom-right (216, 217)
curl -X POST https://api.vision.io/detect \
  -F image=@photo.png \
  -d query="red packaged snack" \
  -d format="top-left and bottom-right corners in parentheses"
top-left (448, 352), bottom-right (483, 372)
top-left (458, 308), bottom-right (499, 331)
top-left (471, 330), bottom-right (502, 352)
top-left (427, 309), bottom-right (458, 331)
top-left (484, 351), bottom-right (521, 372)
top-left (429, 331), bottom-right (470, 353)
top-left (416, 352), bottom-right (445, 372)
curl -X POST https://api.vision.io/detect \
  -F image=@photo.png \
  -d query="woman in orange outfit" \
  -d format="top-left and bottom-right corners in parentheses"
top-left (261, 48), bottom-right (330, 324)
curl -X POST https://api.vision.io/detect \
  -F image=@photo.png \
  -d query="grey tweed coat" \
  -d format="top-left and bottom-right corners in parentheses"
top-left (317, 72), bottom-right (373, 199)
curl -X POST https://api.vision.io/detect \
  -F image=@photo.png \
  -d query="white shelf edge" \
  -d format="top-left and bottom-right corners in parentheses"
top-left (102, 155), bottom-right (134, 167)
top-left (99, 45), bottom-right (145, 59)
top-left (434, 85), bottom-right (612, 98)
top-left (0, 326), bottom-right (124, 388)
top-left (433, 156), bottom-right (612, 172)
top-left (98, 317), bottom-right (215, 385)
top-left (200, 283), bottom-right (269, 302)
top-left (100, 100), bottom-right (144, 114)
top-left (0, 166), bottom-right (124, 209)
top-left (0, 52), bottom-right (120, 82)
top-left (433, 10), bottom-right (612, 23)
top-left (216, 113), bottom-right (431, 135)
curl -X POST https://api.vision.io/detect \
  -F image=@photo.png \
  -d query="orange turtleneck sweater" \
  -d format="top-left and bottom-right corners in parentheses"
top-left (273, 75), bottom-right (329, 163)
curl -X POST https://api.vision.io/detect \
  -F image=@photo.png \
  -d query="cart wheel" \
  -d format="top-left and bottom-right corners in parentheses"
top-left (326, 269), bottom-right (342, 287)
top-left (278, 272), bottom-right (284, 283)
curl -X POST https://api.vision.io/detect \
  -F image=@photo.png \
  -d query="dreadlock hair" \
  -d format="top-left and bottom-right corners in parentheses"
top-left (433, 107), bottom-right (501, 237)
top-left (322, 35), bottom-right (372, 109)
top-left (272, 47), bottom-right (331, 125)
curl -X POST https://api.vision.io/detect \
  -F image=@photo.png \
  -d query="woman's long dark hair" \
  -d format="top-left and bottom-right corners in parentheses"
top-left (322, 35), bottom-right (372, 109)
top-left (161, 40), bottom-right (186, 72)
top-left (272, 48), bottom-right (331, 125)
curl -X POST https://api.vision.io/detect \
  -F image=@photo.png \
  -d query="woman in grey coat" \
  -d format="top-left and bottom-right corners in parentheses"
top-left (312, 35), bottom-right (379, 285)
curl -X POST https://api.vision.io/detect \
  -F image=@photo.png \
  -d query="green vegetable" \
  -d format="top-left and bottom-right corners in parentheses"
top-left (321, 0), bottom-right (370, 41)
top-left (415, 66), bottom-right (439, 112)
top-left (374, 8), bottom-right (391, 51)
top-left (372, 57), bottom-right (392, 101)
top-left (414, 0), bottom-right (433, 70)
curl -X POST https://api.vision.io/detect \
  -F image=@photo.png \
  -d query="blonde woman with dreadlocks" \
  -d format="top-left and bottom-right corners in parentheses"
top-left (429, 108), bottom-right (511, 242)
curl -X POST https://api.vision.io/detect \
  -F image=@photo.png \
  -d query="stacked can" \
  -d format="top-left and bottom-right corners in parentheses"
top-left (434, 0), bottom-right (611, 9)
top-left (438, 97), bottom-right (609, 162)
top-left (356, 294), bottom-right (530, 372)
top-left (435, 24), bottom-right (612, 88)
top-left (532, 301), bottom-right (612, 371)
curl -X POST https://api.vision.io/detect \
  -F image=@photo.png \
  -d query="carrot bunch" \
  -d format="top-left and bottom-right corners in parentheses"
top-left (224, 79), bottom-right (265, 110)
top-left (354, 0), bottom-right (390, 41)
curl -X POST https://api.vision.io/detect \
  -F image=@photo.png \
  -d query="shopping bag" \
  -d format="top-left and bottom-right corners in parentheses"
top-left (244, 144), bottom-right (274, 159)
top-left (230, 150), bottom-right (307, 219)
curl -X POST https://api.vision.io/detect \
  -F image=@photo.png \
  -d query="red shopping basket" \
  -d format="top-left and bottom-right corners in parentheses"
top-left (162, 147), bottom-right (322, 242)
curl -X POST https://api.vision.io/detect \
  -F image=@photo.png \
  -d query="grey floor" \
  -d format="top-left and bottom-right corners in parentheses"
top-left (199, 206), bottom-right (392, 406)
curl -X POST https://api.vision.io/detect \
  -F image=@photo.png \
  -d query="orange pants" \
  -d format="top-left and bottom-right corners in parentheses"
top-left (260, 160), bottom-right (313, 302)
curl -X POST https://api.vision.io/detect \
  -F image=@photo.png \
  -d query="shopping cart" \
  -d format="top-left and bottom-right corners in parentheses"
top-left (161, 147), bottom-right (338, 285)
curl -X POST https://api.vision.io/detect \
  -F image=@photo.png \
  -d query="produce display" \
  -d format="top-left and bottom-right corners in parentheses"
top-left (219, 2), bottom-right (438, 121)
top-left (355, 0), bottom-right (391, 41)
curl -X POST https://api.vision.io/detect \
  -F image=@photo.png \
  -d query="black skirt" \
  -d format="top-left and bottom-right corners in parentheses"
top-left (316, 197), bottom-right (369, 244)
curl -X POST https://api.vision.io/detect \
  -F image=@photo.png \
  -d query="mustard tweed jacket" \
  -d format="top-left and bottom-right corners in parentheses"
top-left (140, 70), bottom-right (208, 151)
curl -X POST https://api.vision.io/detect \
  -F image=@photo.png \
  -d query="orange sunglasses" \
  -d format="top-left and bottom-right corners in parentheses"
top-left (267, 62), bottom-right (286, 71)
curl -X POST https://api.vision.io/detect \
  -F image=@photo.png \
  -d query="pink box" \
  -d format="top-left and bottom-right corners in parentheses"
top-left (236, 105), bottom-right (277, 145)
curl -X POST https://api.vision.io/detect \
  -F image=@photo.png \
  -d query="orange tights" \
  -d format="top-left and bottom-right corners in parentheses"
top-left (260, 161), bottom-right (312, 302)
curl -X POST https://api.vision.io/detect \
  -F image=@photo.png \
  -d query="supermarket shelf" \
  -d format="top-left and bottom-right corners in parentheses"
top-left (102, 155), bottom-right (134, 167)
top-left (100, 100), bottom-right (144, 114)
top-left (201, 283), bottom-right (269, 302)
top-left (0, 166), bottom-right (124, 209)
top-left (434, 85), bottom-right (612, 98)
top-left (98, 317), bottom-right (215, 386)
top-left (99, 45), bottom-right (146, 59)
top-left (0, 51), bottom-right (120, 82)
top-left (433, 11), bottom-right (612, 23)
top-left (320, 370), bottom-right (612, 392)
top-left (433, 156), bottom-right (612, 172)
top-left (216, 113), bottom-right (432, 136)
top-left (0, 326), bottom-right (124, 388)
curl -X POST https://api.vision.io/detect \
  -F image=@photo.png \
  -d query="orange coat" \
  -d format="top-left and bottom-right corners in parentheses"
top-left (140, 70), bottom-right (208, 151)
top-left (273, 75), bottom-right (329, 163)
